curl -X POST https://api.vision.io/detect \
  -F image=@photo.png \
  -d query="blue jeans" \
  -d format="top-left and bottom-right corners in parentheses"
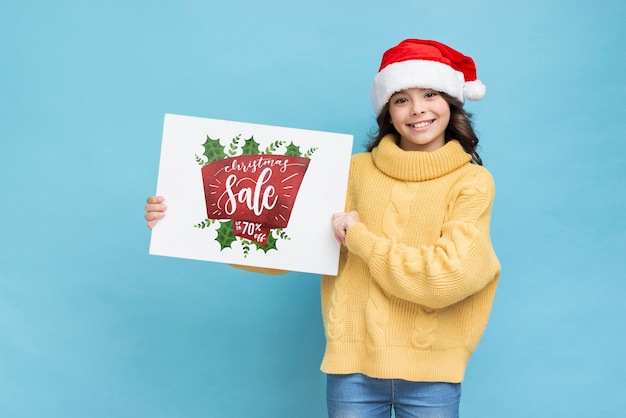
top-left (327, 373), bottom-right (461, 418)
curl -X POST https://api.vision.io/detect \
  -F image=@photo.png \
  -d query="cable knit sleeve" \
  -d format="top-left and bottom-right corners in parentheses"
top-left (345, 169), bottom-right (500, 309)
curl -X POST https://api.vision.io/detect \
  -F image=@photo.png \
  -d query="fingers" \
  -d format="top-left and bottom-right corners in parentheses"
top-left (145, 196), bottom-right (166, 230)
top-left (144, 202), bottom-right (167, 214)
top-left (144, 209), bottom-right (165, 222)
top-left (333, 227), bottom-right (346, 246)
top-left (145, 211), bottom-right (165, 229)
top-left (144, 196), bottom-right (166, 213)
top-left (332, 211), bottom-right (362, 245)
top-left (146, 195), bottom-right (164, 204)
top-left (146, 219), bottom-right (160, 230)
top-left (332, 212), bottom-right (349, 245)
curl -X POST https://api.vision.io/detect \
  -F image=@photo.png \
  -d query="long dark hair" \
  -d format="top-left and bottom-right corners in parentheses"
top-left (365, 92), bottom-right (483, 165)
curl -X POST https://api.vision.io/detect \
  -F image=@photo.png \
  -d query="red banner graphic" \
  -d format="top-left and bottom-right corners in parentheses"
top-left (201, 155), bottom-right (311, 245)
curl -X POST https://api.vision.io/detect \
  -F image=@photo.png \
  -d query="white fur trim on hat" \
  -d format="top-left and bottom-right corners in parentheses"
top-left (371, 59), bottom-right (466, 115)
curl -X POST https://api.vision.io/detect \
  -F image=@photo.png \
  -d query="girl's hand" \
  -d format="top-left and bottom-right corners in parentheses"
top-left (332, 211), bottom-right (360, 246)
top-left (144, 195), bottom-right (167, 229)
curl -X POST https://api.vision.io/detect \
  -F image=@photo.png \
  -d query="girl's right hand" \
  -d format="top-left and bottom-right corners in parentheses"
top-left (144, 195), bottom-right (167, 229)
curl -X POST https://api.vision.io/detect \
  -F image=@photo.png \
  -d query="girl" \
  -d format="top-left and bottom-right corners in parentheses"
top-left (145, 39), bottom-right (500, 418)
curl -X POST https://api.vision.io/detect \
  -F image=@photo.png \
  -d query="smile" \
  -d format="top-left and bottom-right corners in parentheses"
top-left (409, 120), bottom-right (434, 129)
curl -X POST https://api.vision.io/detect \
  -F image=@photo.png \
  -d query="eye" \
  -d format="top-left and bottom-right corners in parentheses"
top-left (425, 91), bottom-right (438, 98)
top-left (392, 96), bottom-right (408, 105)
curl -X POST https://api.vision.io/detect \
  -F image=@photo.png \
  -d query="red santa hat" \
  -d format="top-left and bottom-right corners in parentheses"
top-left (371, 39), bottom-right (486, 114)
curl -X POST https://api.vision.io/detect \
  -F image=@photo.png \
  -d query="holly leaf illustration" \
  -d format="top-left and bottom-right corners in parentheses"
top-left (215, 220), bottom-right (237, 250)
top-left (241, 135), bottom-right (261, 155)
top-left (284, 141), bottom-right (302, 157)
top-left (202, 135), bottom-right (227, 164)
top-left (252, 232), bottom-right (279, 253)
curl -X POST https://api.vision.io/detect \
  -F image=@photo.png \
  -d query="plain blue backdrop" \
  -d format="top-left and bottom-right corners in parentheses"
top-left (1, 0), bottom-right (624, 417)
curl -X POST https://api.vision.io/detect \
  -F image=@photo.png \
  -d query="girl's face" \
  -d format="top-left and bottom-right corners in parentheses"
top-left (388, 88), bottom-right (450, 152)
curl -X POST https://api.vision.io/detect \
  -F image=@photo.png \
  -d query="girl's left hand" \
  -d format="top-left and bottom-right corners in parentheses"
top-left (332, 211), bottom-right (360, 246)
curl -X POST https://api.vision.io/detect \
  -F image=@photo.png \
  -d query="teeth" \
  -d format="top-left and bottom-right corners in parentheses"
top-left (411, 121), bottom-right (432, 128)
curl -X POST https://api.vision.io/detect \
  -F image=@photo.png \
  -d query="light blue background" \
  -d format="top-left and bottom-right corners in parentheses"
top-left (1, 1), bottom-right (624, 417)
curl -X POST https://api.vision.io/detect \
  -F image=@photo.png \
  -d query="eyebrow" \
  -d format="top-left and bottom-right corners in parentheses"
top-left (393, 87), bottom-right (434, 95)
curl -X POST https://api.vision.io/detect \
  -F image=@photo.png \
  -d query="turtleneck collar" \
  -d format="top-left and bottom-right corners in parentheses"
top-left (371, 134), bottom-right (472, 182)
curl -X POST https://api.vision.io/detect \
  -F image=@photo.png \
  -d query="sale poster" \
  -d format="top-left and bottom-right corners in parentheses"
top-left (149, 114), bottom-right (354, 275)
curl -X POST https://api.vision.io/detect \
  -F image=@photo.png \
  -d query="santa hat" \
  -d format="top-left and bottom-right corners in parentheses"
top-left (371, 39), bottom-right (486, 114)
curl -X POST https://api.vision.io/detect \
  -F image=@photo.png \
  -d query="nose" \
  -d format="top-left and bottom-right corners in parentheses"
top-left (411, 98), bottom-right (426, 115)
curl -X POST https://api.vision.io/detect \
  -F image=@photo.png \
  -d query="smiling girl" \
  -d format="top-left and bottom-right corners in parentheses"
top-left (328, 39), bottom-right (500, 417)
top-left (144, 38), bottom-right (500, 418)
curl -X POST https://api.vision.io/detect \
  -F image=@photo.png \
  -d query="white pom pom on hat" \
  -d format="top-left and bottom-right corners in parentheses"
top-left (371, 39), bottom-right (486, 115)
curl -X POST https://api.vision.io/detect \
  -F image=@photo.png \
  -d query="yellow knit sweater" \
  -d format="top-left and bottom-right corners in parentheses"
top-left (319, 134), bottom-right (501, 383)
